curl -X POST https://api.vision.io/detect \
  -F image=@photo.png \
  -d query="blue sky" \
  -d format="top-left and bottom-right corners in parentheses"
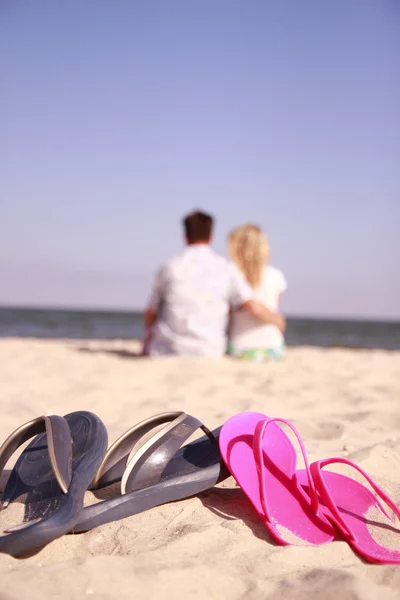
top-left (1, 0), bottom-right (399, 318)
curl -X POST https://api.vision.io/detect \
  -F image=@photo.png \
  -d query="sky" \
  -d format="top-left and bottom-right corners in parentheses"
top-left (1, 0), bottom-right (399, 319)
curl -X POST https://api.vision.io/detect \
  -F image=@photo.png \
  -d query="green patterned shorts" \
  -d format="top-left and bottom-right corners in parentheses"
top-left (227, 343), bottom-right (286, 361)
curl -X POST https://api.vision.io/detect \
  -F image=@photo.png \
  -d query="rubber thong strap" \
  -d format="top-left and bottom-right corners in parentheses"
top-left (253, 417), bottom-right (320, 524)
top-left (310, 457), bottom-right (400, 543)
top-left (91, 411), bottom-right (215, 494)
top-left (0, 415), bottom-right (72, 508)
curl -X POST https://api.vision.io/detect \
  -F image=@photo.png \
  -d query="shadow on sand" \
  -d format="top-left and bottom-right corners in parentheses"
top-left (76, 346), bottom-right (146, 360)
top-left (198, 485), bottom-right (278, 546)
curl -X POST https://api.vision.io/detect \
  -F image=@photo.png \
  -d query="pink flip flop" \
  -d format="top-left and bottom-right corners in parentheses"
top-left (219, 412), bottom-right (335, 546)
top-left (296, 458), bottom-right (400, 564)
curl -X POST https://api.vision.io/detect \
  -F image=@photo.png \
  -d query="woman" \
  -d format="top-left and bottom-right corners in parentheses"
top-left (228, 224), bottom-right (287, 360)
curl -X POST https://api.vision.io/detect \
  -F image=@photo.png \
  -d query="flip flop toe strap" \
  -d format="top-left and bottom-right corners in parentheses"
top-left (253, 417), bottom-right (320, 524)
top-left (310, 457), bottom-right (400, 543)
top-left (91, 411), bottom-right (215, 494)
top-left (0, 415), bottom-right (72, 508)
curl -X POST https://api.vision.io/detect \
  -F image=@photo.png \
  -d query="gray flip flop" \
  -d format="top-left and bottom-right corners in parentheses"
top-left (0, 411), bottom-right (107, 557)
top-left (73, 411), bottom-right (228, 532)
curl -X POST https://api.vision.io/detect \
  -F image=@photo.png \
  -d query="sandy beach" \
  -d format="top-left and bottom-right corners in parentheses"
top-left (1, 338), bottom-right (400, 599)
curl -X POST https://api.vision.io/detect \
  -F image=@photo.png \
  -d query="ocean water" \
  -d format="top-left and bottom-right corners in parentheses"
top-left (0, 307), bottom-right (399, 350)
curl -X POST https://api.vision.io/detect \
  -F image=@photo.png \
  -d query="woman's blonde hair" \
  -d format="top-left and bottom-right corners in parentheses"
top-left (228, 224), bottom-right (270, 288)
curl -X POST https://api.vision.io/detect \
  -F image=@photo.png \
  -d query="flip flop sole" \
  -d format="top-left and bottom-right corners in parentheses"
top-left (0, 411), bottom-right (107, 557)
top-left (297, 468), bottom-right (400, 563)
top-left (74, 427), bottom-right (228, 532)
top-left (219, 413), bottom-right (335, 545)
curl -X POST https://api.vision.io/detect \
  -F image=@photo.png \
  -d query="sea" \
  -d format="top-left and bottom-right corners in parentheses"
top-left (0, 307), bottom-right (399, 350)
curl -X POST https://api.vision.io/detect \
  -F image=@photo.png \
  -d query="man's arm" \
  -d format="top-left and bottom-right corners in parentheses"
top-left (241, 299), bottom-right (286, 332)
top-left (144, 307), bottom-right (158, 327)
top-left (144, 267), bottom-right (165, 327)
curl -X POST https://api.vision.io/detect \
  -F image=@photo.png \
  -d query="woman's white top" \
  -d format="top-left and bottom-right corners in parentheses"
top-left (229, 265), bottom-right (287, 349)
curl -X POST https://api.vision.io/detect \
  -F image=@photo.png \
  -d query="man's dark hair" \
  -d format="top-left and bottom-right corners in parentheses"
top-left (183, 210), bottom-right (214, 243)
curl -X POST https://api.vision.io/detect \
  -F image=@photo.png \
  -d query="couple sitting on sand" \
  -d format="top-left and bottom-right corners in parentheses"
top-left (143, 210), bottom-right (287, 360)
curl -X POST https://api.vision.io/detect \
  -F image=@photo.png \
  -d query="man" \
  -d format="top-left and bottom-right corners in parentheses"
top-left (144, 210), bottom-right (285, 357)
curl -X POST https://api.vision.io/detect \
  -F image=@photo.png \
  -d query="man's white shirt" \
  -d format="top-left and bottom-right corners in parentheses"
top-left (147, 244), bottom-right (253, 357)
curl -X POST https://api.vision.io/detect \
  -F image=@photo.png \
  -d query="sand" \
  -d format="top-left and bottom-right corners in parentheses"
top-left (0, 338), bottom-right (400, 599)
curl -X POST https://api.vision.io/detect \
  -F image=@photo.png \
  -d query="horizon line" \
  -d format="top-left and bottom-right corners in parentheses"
top-left (0, 303), bottom-right (398, 324)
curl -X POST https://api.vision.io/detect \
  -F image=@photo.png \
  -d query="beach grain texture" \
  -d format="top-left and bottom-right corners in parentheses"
top-left (0, 339), bottom-right (400, 599)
